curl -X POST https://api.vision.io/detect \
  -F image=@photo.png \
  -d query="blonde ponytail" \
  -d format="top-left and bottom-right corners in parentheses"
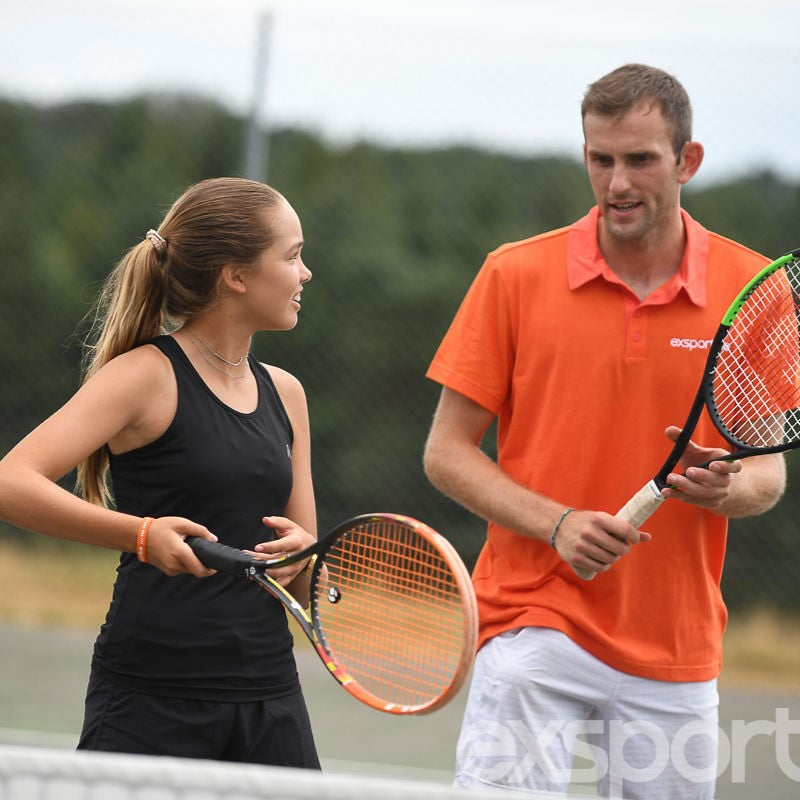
top-left (76, 238), bottom-right (167, 505)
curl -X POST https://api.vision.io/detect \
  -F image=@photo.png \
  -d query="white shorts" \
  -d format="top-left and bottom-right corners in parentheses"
top-left (455, 627), bottom-right (718, 799)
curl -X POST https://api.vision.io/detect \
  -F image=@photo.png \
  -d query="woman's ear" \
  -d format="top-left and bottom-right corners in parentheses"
top-left (219, 264), bottom-right (248, 295)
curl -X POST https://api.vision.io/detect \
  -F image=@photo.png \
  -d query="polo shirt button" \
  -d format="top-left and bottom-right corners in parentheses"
top-left (632, 331), bottom-right (641, 342)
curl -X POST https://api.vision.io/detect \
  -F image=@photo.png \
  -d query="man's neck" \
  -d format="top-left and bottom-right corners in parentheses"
top-left (598, 216), bottom-right (687, 301)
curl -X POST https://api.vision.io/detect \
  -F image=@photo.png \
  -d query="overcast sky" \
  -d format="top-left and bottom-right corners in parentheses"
top-left (3, 0), bottom-right (799, 184)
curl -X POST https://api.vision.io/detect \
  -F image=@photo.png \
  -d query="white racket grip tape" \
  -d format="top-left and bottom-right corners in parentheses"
top-left (571, 564), bottom-right (597, 581)
top-left (571, 480), bottom-right (664, 582)
top-left (615, 480), bottom-right (665, 528)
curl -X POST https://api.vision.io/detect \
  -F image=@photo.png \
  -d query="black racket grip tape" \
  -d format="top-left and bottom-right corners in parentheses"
top-left (185, 536), bottom-right (260, 578)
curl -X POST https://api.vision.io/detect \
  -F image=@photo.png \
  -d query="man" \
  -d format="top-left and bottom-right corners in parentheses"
top-left (424, 64), bottom-right (786, 799)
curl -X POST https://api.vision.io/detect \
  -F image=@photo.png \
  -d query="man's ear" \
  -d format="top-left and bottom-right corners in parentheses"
top-left (219, 264), bottom-right (248, 295)
top-left (678, 141), bottom-right (704, 185)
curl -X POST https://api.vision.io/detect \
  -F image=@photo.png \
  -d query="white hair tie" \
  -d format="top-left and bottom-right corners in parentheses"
top-left (145, 228), bottom-right (167, 257)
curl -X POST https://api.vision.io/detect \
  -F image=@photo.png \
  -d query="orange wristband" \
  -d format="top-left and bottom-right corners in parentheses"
top-left (136, 517), bottom-right (155, 563)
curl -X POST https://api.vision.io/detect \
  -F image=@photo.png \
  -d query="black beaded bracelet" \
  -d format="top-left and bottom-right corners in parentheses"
top-left (550, 507), bottom-right (575, 549)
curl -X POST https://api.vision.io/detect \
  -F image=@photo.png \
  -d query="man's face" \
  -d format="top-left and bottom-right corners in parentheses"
top-left (583, 103), bottom-right (693, 246)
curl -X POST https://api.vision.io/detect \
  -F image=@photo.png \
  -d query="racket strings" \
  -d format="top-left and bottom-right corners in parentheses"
top-left (712, 258), bottom-right (800, 448)
top-left (311, 520), bottom-right (470, 709)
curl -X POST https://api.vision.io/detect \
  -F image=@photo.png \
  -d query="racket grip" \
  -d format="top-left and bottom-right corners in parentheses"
top-left (185, 536), bottom-right (260, 578)
top-left (571, 565), bottom-right (597, 581)
top-left (570, 481), bottom-right (664, 582)
top-left (615, 480), bottom-right (664, 528)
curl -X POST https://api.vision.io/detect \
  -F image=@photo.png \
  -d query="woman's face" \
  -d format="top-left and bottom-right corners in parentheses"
top-left (243, 198), bottom-right (312, 331)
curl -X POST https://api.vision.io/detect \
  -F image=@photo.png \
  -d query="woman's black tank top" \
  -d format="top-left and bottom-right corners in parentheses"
top-left (92, 335), bottom-right (299, 700)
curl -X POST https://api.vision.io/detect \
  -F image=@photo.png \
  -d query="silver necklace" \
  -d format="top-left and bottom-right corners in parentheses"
top-left (190, 332), bottom-right (247, 367)
top-left (187, 335), bottom-right (249, 380)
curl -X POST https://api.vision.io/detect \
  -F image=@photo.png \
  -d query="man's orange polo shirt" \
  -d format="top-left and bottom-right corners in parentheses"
top-left (427, 207), bottom-right (767, 681)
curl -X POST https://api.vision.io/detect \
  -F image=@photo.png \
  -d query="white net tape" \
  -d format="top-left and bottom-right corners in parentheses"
top-left (0, 745), bottom-right (540, 800)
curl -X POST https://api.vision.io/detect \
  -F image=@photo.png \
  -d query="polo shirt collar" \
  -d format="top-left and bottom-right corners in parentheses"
top-left (567, 206), bottom-right (709, 307)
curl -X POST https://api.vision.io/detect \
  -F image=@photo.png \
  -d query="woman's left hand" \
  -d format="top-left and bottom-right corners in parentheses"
top-left (251, 515), bottom-right (316, 585)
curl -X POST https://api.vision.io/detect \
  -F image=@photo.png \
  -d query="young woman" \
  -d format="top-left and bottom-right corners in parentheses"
top-left (0, 177), bottom-right (320, 766)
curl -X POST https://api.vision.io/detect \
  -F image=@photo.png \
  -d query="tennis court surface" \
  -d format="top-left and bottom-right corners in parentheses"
top-left (0, 623), bottom-right (797, 798)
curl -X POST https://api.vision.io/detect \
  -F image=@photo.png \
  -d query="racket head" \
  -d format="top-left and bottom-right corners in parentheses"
top-left (307, 513), bottom-right (478, 715)
top-left (705, 249), bottom-right (800, 456)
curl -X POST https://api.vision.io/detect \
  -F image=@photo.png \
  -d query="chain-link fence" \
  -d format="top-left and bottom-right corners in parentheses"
top-left (1, 3), bottom-right (799, 616)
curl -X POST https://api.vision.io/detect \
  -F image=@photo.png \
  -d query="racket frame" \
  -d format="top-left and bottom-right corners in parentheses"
top-left (307, 513), bottom-right (477, 714)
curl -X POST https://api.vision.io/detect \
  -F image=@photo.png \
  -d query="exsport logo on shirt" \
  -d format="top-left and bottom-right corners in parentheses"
top-left (669, 337), bottom-right (714, 351)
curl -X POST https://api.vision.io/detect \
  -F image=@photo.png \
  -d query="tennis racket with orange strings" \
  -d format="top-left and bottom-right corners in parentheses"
top-left (187, 513), bottom-right (478, 714)
top-left (574, 248), bottom-right (800, 580)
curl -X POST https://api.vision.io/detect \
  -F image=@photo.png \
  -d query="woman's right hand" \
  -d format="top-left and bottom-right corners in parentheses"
top-left (144, 517), bottom-right (218, 577)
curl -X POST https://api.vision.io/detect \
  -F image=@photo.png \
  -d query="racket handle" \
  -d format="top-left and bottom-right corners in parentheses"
top-left (616, 480), bottom-right (665, 528)
top-left (570, 481), bottom-right (664, 582)
top-left (571, 564), bottom-right (597, 580)
top-left (185, 536), bottom-right (260, 578)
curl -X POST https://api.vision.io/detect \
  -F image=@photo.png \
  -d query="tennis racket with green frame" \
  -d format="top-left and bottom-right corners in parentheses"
top-left (574, 247), bottom-right (800, 579)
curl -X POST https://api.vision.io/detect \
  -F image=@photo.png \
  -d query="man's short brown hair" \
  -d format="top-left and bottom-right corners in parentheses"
top-left (581, 63), bottom-right (693, 160)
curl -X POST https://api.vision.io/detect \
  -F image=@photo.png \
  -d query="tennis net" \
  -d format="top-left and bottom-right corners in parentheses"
top-left (0, 744), bottom-right (573, 800)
